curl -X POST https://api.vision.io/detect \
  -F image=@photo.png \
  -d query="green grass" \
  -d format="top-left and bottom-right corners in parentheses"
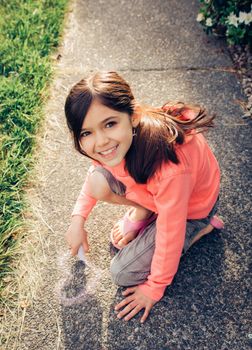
top-left (0, 0), bottom-right (69, 298)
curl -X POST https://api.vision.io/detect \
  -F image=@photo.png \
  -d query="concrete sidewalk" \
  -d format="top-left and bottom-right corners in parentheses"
top-left (14, 0), bottom-right (251, 349)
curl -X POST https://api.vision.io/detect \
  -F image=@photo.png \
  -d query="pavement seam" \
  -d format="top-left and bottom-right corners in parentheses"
top-left (57, 65), bottom-right (237, 74)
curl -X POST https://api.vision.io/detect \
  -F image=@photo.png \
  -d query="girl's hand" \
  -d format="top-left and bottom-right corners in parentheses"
top-left (114, 286), bottom-right (157, 323)
top-left (65, 215), bottom-right (89, 256)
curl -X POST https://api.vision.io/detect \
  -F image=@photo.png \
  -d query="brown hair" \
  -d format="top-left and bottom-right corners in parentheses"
top-left (65, 71), bottom-right (135, 154)
top-left (65, 71), bottom-right (215, 184)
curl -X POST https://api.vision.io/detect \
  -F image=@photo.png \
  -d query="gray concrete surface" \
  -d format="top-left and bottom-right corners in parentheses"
top-left (14, 0), bottom-right (251, 349)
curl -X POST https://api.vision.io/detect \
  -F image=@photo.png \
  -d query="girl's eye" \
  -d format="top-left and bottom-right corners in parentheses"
top-left (80, 131), bottom-right (90, 138)
top-left (105, 121), bottom-right (116, 128)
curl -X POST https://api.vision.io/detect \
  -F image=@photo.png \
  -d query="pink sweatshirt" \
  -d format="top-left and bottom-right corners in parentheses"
top-left (72, 133), bottom-right (220, 301)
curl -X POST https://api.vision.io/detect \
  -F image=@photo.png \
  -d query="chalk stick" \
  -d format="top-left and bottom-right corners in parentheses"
top-left (77, 246), bottom-right (85, 261)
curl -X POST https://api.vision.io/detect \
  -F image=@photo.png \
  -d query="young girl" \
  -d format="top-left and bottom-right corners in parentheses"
top-left (64, 71), bottom-right (224, 323)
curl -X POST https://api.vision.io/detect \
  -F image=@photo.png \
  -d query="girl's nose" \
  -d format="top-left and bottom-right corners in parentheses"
top-left (96, 131), bottom-right (109, 147)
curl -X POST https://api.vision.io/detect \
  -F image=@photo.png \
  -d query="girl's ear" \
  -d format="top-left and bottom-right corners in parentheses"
top-left (131, 104), bottom-right (141, 127)
top-left (132, 114), bottom-right (140, 127)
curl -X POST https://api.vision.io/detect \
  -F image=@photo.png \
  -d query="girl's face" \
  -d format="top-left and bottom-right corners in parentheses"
top-left (80, 99), bottom-right (138, 167)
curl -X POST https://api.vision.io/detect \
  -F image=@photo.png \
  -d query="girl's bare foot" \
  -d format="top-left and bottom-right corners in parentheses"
top-left (189, 224), bottom-right (215, 248)
top-left (111, 208), bottom-right (153, 249)
top-left (189, 215), bottom-right (224, 248)
top-left (112, 223), bottom-right (138, 248)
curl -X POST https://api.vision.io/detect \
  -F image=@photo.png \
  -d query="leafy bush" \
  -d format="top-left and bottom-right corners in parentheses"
top-left (197, 0), bottom-right (252, 48)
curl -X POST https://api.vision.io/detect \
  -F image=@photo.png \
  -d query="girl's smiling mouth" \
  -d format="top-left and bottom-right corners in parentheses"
top-left (98, 145), bottom-right (118, 158)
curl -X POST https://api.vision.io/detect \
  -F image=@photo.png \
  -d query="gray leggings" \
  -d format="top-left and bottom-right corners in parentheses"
top-left (94, 167), bottom-right (219, 287)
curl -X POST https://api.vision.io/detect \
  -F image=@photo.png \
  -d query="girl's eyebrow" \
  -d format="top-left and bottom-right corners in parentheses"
top-left (101, 116), bottom-right (118, 124)
top-left (81, 116), bottom-right (118, 131)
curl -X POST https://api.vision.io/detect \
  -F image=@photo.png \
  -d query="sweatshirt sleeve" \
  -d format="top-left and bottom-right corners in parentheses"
top-left (71, 165), bottom-right (98, 220)
top-left (138, 172), bottom-right (192, 301)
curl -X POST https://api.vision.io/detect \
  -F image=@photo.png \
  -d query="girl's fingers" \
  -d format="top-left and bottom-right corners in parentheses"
top-left (117, 301), bottom-right (138, 319)
top-left (82, 241), bottom-right (89, 253)
top-left (122, 287), bottom-right (137, 296)
top-left (82, 236), bottom-right (89, 253)
top-left (115, 287), bottom-right (155, 323)
top-left (71, 246), bottom-right (79, 256)
top-left (70, 238), bottom-right (89, 257)
top-left (140, 308), bottom-right (150, 323)
top-left (115, 294), bottom-right (135, 311)
top-left (124, 305), bottom-right (143, 321)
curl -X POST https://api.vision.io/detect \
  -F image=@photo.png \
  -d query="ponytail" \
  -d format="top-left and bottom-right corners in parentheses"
top-left (125, 102), bottom-right (215, 184)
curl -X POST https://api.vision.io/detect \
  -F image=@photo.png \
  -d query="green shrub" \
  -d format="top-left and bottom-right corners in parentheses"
top-left (197, 0), bottom-right (252, 48)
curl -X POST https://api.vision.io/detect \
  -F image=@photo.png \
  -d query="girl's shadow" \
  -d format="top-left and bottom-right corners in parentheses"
top-left (60, 260), bottom-right (103, 350)
top-left (106, 232), bottom-right (243, 349)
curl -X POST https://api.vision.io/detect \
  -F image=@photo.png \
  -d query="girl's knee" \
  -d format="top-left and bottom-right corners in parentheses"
top-left (110, 259), bottom-right (130, 286)
top-left (88, 170), bottom-right (112, 200)
top-left (110, 256), bottom-right (148, 287)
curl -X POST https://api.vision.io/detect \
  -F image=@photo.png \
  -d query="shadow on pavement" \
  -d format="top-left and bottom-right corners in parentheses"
top-left (106, 231), bottom-right (248, 349)
top-left (60, 261), bottom-right (103, 350)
